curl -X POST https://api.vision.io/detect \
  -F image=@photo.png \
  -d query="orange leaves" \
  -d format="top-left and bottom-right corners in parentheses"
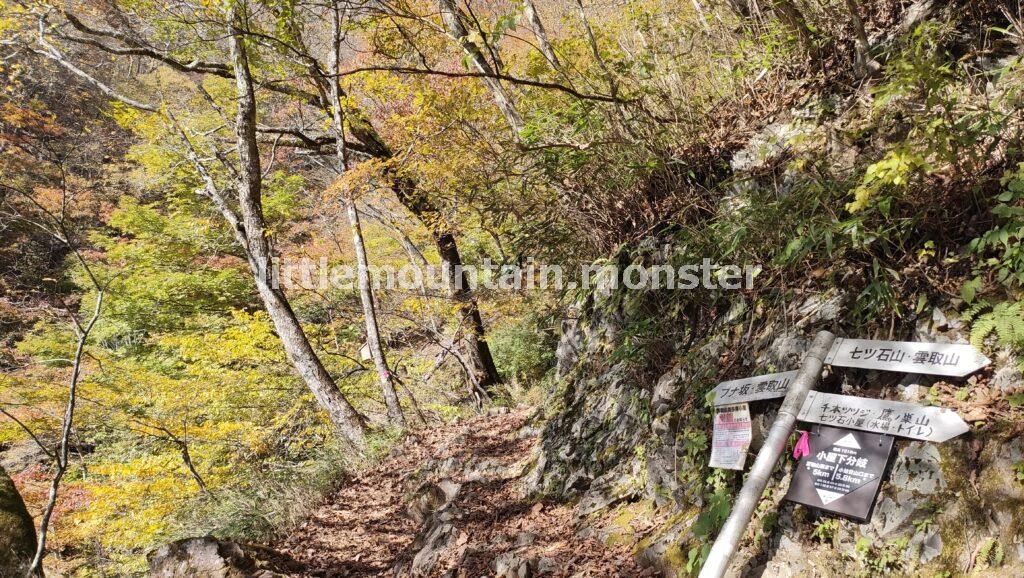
top-left (323, 158), bottom-right (389, 204)
top-left (0, 102), bottom-right (64, 142)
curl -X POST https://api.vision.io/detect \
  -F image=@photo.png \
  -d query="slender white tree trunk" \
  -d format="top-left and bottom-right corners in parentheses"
top-left (328, 3), bottom-right (405, 427)
top-left (522, 0), bottom-right (563, 73)
top-left (229, 16), bottom-right (368, 446)
top-left (345, 199), bottom-right (405, 426)
top-left (437, 0), bottom-right (525, 137)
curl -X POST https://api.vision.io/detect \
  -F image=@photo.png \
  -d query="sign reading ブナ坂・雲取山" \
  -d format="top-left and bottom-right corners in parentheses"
top-left (798, 391), bottom-right (969, 442)
top-left (825, 338), bottom-right (989, 377)
top-left (709, 370), bottom-right (799, 406)
top-left (784, 425), bottom-right (894, 522)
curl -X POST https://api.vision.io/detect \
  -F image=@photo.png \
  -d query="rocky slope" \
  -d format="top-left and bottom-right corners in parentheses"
top-left (529, 277), bottom-right (1024, 577)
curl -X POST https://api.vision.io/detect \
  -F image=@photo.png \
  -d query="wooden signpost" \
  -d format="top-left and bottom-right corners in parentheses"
top-left (825, 338), bottom-right (990, 376)
top-left (700, 333), bottom-right (988, 578)
top-left (798, 391), bottom-right (970, 442)
top-left (709, 370), bottom-right (799, 405)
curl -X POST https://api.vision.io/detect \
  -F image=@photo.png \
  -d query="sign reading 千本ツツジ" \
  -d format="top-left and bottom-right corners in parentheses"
top-left (784, 425), bottom-right (894, 522)
top-left (709, 370), bottom-right (799, 406)
top-left (798, 391), bottom-right (969, 442)
top-left (709, 403), bottom-right (752, 470)
top-left (825, 338), bottom-right (989, 377)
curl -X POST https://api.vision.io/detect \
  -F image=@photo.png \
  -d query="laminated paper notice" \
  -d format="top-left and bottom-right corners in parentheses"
top-left (709, 403), bottom-right (752, 470)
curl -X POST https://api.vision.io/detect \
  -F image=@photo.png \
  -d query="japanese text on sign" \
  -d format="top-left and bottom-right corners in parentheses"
top-left (798, 391), bottom-right (969, 442)
top-left (825, 338), bottom-right (989, 377)
top-left (710, 370), bottom-right (799, 406)
top-left (785, 426), bottom-right (894, 522)
top-left (709, 403), bottom-right (752, 470)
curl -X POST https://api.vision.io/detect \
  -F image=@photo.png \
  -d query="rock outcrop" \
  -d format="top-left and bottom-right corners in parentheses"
top-left (0, 464), bottom-right (37, 576)
top-left (148, 537), bottom-right (276, 578)
top-left (527, 230), bottom-right (1024, 576)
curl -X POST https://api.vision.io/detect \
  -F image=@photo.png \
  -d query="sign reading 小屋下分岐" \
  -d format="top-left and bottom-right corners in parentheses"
top-left (825, 338), bottom-right (989, 377)
top-left (709, 403), bottom-right (752, 470)
top-left (798, 391), bottom-right (969, 442)
top-left (709, 370), bottom-right (799, 406)
top-left (784, 425), bottom-right (894, 522)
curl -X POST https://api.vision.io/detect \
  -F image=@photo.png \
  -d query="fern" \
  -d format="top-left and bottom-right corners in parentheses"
top-left (960, 298), bottom-right (992, 323)
top-left (969, 301), bottom-right (1024, 349)
top-left (978, 538), bottom-right (1004, 568)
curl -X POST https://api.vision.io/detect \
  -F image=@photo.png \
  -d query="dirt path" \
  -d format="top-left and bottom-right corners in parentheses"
top-left (264, 410), bottom-right (648, 577)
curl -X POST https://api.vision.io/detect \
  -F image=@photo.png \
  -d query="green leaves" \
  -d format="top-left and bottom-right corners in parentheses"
top-left (490, 13), bottom-right (518, 44)
top-left (961, 277), bottom-right (982, 304)
top-left (967, 301), bottom-right (1024, 349)
top-left (967, 164), bottom-right (1024, 290)
top-left (686, 488), bottom-right (733, 573)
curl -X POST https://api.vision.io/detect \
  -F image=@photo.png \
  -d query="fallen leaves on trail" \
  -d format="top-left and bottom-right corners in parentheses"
top-left (263, 410), bottom-right (646, 577)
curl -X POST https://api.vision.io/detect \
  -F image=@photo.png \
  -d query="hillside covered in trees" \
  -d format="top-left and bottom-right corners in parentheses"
top-left (2, 0), bottom-right (1024, 576)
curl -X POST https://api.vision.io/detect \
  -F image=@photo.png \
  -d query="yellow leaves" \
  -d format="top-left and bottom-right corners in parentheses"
top-left (71, 456), bottom-right (198, 551)
top-left (109, 102), bottom-right (155, 136)
top-left (0, 0), bottom-right (28, 38)
top-left (846, 147), bottom-right (929, 213)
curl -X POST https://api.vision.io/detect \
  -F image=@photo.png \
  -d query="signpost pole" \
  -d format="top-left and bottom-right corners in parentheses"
top-left (699, 330), bottom-right (836, 578)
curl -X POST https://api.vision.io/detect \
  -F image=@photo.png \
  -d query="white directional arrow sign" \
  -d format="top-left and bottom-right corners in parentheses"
top-left (798, 391), bottom-right (970, 442)
top-left (817, 433), bottom-right (863, 505)
top-left (709, 370), bottom-right (799, 406)
top-left (825, 338), bottom-right (989, 377)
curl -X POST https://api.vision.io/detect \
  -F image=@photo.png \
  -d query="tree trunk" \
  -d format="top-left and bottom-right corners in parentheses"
top-left (844, 0), bottom-right (881, 77)
top-left (345, 199), bottom-right (405, 427)
top-left (772, 0), bottom-right (818, 58)
top-left (437, 231), bottom-right (501, 393)
top-left (255, 280), bottom-right (368, 445)
top-left (1, 465), bottom-right (39, 576)
top-left (522, 0), bottom-right (563, 73)
top-left (328, 3), bottom-right (404, 428)
top-left (229, 17), bottom-right (367, 447)
top-left (294, 27), bottom-right (503, 397)
top-left (387, 175), bottom-right (501, 394)
top-left (437, 0), bottom-right (525, 137)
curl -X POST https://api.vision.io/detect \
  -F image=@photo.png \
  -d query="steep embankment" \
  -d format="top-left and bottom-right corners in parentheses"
top-left (261, 409), bottom-right (646, 577)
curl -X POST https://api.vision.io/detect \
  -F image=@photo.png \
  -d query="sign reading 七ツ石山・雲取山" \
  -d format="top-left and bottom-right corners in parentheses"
top-left (784, 425), bottom-right (895, 522)
top-left (709, 370), bottom-right (799, 406)
top-left (798, 391), bottom-right (970, 442)
top-left (825, 338), bottom-right (989, 377)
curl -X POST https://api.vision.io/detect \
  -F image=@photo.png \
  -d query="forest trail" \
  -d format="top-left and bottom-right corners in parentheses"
top-left (263, 409), bottom-right (648, 577)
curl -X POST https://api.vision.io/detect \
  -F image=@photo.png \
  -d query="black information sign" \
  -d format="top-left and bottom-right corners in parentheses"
top-left (784, 425), bottom-right (895, 522)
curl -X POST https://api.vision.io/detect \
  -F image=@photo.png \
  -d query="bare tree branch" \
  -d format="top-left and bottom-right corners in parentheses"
top-left (332, 64), bottom-right (627, 104)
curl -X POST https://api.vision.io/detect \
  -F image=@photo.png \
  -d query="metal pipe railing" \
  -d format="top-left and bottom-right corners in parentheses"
top-left (698, 330), bottom-right (836, 578)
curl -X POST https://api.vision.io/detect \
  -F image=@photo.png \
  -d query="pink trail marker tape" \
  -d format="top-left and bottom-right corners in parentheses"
top-left (793, 430), bottom-right (810, 459)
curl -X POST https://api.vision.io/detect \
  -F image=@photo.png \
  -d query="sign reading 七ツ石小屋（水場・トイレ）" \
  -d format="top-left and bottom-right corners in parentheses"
top-left (798, 391), bottom-right (969, 442)
top-left (785, 425), bottom-right (895, 522)
top-left (825, 338), bottom-right (989, 376)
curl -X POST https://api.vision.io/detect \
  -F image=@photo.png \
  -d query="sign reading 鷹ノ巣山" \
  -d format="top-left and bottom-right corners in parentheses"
top-left (709, 370), bottom-right (799, 406)
top-left (825, 338), bottom-right (989, 377)
top-left (798, 391), bottom-right (970, 442)
top-left (785, 425), bottom-right (894, 522)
